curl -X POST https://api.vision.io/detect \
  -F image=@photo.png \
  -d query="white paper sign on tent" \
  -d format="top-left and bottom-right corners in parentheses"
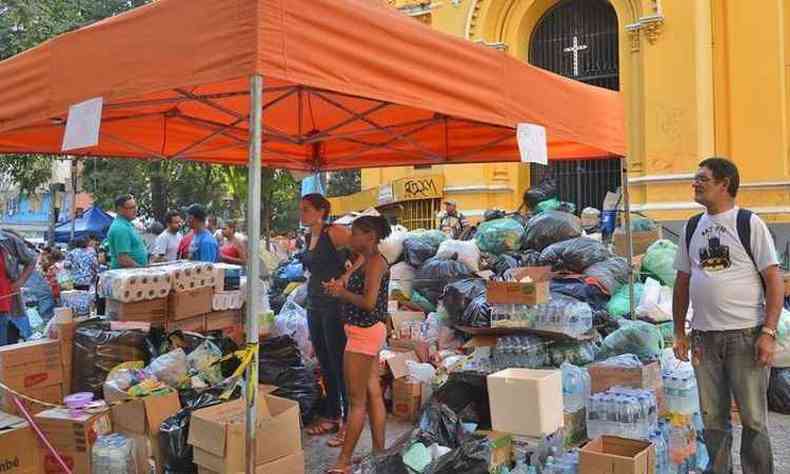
top-left (62, 97), bottom-right (103, 151)
top-left (516, 123), bottom-right (548, 165)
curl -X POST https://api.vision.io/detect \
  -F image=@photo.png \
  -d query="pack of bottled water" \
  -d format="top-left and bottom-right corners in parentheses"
top-left (561, 363), bottom-right (591, 413)
top-left (490, 297), bottom-right (593, 338)
top-left (492, 335), bottom-right (547, 370)
top-left (662, 365), bottom-right (700, 415)
top-left (650, 428), bottom-right (670, 474)
top-left (586, 386), bottom-right (658, 441)
top-left (92, 433), bottom-right (138, 474)
top-left (541, 449), bottom-right (580, 473)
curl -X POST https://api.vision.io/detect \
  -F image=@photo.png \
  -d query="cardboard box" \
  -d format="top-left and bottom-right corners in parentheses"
top-left (486, 268), bottom-right (550, 306)
top-left (0, 361), bottom-right (62, 392)
top-left (54, 321), bottom-right (75, 395)
top-left (0, 339), bottom-right (60, 368)
top-left (42, 447), bottom-right (90, 474)
top-left (0, 413), bottom-right (43, 474)
top-left (169, 287), bottom-right (213, 321)
top-left (588, 361), bottom-right (661, 394)
top-left (476, 431), bottom-right (512, 472)
top-left (0, 384), bottom-right (63, 418)
top-left (189, 391), bottom-right (301, 474)
top-left (166, 314), bottom-right (207, 333)
top-left (34, 408), bottom-right (112, 450)
top-left (197, 450), bottom-right (305, 474)
top-left (389, 339), bottom-right (434, 363)
top-left (579, 436), bottom-right (656, 474)
top-left (107, 297), bottom-right (168, 322)
top-left (613, 227), bottom-right (663, 258)
top-left (564, 407), bottom-right (587, 448)
top-left (487, 368), bottom-right (563, 437)
top-left (392, 379), bottom-right (429, 422)
top-left (112, 390), bottom-right (181, 473)
top-left (386, 351), bottom-right (419, 379)
top-left (390, 311), bottom-right (425, 336)
top-left (205, 310), bottom-right (243, 331)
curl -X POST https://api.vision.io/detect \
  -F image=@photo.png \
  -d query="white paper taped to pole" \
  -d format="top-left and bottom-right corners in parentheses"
top-left (516, 123), bottom-right (548, 165)
top-left (62, 97), bottom-right (103, 151)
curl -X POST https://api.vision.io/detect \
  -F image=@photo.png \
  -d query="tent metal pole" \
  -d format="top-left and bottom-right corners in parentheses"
top-left (70, 158), bottom-right (78, 242)
top-left (245, 74), bottom-right (263, 474)
top-left (621, 156), bottom-right (636, 319)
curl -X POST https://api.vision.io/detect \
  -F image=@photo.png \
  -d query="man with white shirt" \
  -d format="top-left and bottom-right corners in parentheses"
top-left (152, 210), bottom-right (183, 262)
top-left (673, 157), bottom-right (783, 474)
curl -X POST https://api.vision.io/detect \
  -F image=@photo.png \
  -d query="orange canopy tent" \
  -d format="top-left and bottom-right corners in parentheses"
top-left (0, 0), bottom-right (624, 169)
top-left (0, 1), bottom-right (626, 471)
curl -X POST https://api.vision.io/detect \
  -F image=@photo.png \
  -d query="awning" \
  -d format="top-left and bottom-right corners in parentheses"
top-left (0, 0), bottom-right (625, 170)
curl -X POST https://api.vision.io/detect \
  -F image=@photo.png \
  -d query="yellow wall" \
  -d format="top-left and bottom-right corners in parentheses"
top-left (367, 0), bottom-right (790, 223)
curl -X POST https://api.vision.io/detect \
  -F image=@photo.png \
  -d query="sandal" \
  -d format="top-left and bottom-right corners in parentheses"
top-left (326, 426), bottom-right (346, 447)
top-left (306, 418), bottom-right (340, 436)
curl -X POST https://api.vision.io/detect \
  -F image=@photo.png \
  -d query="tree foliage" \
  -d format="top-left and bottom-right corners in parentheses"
top-left (326, 170), bottom-right (361, 197)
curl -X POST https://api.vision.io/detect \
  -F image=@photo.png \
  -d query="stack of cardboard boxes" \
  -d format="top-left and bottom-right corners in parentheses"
top-left (34, 407), bottom-right (113, 473)
top-left (0, 340), bottom-right (63, 418)
top-left (188, 387), bottom-right (303, 474)
top-left (0, 413), bottom-right (43, 473)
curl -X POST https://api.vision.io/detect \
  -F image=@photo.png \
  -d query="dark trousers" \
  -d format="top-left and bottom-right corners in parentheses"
top-left (692, 327), bottom-right (774, 474)
top-left (307, 303), bottom-right (348, 421)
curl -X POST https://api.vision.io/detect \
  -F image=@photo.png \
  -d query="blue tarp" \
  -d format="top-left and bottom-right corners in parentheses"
top-left (54, 206), bottom-right (113, 243)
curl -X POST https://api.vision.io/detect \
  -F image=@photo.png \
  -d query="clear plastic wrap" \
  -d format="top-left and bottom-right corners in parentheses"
top-left (273, 300), bottom-right (313, 360)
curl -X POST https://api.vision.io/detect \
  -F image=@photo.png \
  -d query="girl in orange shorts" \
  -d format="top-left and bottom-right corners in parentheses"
top-left (323, 215), bottom-right (391, 474)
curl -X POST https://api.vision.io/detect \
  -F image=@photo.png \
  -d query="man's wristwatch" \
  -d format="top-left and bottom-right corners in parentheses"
top-left (761, 326), bottom-right (777, 339)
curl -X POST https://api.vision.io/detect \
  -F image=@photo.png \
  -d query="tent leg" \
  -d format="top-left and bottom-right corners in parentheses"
top-left (245, 74), bottom-right (263, 474)
top-left (621, 156), bottom-right (636, 319)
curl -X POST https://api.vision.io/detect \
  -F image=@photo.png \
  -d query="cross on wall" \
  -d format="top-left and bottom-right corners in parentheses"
top-left (563, 36), bottom-right (588, 76)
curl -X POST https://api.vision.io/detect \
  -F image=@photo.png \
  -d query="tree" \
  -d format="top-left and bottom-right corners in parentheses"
top-left (326, 170), bottom-right (361, 197)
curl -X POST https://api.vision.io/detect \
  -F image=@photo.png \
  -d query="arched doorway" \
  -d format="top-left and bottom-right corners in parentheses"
top-left (528, 0), bottom-right (622, 213)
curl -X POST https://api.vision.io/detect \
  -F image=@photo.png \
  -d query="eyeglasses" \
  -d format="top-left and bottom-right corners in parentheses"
top-left (692, 175), bottom-right (713, 183)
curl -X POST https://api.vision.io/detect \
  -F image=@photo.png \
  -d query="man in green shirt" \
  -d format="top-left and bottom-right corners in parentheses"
top-left (106, 195), bottom-right (148, 269)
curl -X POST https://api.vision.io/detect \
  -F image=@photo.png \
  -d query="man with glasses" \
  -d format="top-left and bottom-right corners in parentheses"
top-left (673, 158), bottom-right (782, 473)
top-left (106, 195), bottom-right (148, 269)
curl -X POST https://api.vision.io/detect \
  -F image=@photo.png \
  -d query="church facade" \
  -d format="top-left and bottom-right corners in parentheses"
top-left (331, 0), bottom-right (790, 234)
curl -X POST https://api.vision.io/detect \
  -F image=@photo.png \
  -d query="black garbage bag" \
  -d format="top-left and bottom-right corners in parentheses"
top-left (417, 401), bottom-right (467, 449)
top-left (593, 309), bottom-right (621, 338)
top-left (524, 176), bottom-right (559, 209)
top-left (258, 336), bottom-right (322, 424)
top-left (423, 434), bottom-right (491, 474)
top-left (520, 249), bottom-right (544, 267)
top-left (460, 294), bottom-right (492, 328)
top-left (540, 237), bottom-right (612, 273)
top-left (160, 389), bottom-right (229, 474)
top-left (483, 209), bottom-right (506, 222)
top-left (584, 257), bottom-right (630, 294)
top-left (414, 256), bottom-right (473, 305)
top-left (769, 368), bottom-right (790, 414)
top-left (433, 372), bottom-right (491, 429)
top-left (355, 429), bottom-right (419, 474)
top-left (522, 210), bottom-right (583, 252)
top-left (403, 238), bottom-right (439, 267)
top-left (269, 292), bottom-right (287, 315)
top-left (442, 279), bottom-right (487, 324)
top-left (550, 278), bottom-right (609, 310)
top-left (72, 319), bottom-right (150, 397)
top-left (490, 254), bottom-right (521, 276)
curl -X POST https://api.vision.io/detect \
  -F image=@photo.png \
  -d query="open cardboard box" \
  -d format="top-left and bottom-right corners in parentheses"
top-left (486, 266), bottom-right (551, 305)
top-left (189, 390), bottom-right (301, 474)
top-left (580, 436), bottom-right (655, 474)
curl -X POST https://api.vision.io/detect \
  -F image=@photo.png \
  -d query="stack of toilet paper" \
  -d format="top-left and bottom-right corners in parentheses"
top-left (212, 290), bottom-right (246, 311)
top-left (98, 268), bottom-right (173, 302)
top-left (161, 262), bottom-right (217, 292)
top-left (60, 290), bottom-right (94, 316)
top-left (213, 263), bottom-right (242, 292)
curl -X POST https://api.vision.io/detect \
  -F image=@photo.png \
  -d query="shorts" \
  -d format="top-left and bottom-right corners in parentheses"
top-left (344, 322), bottom-right (386, 357)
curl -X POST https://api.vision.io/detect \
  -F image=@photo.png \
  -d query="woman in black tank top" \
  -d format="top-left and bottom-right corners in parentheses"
top-left (299, 194), bottom-right (361, 445)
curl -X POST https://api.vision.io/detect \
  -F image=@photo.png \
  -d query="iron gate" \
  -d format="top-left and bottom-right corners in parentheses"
top-left (528, 0), bottom-right (621, 212)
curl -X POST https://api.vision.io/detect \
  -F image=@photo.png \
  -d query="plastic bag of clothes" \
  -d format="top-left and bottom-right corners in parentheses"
top-left (436, 240), bottom-right (481, 272)
top-left (433, 372), bottom-right (491, 428)
top-left (520, 249), bottom-right (544, 267)
top-left (273, 301), bottom-right (313, 359)
top-left (607, 283), bottom-right (645, 318)
top-left (404, 238), bottom-right (439, 267)
top-left (258, 336), bottom-right (322, 423)
top-left (409, 229), bottom-right (449, 248)
top-left (769, 368), bottom-right (790, 414)
top-left (593, 309), bottom-right (621, 338)
top-left (423, 434), bottom-right (491, 474)
top-left (535, 198), bottom-right (561, 214)
top-left (641, 240), bottom-right (678, 287)
top-left (160, 389), bottom-right (227, 474)
top-left (380, 230), bottom-right (409, 264)
top-left (417, 402), bottom-right (467, 449)
top-left (525, 176), bottom-right (559, 209)
top-left (522, 211), bottom-right (583, 252)
top-left (461, 294), bottom-right (492, 328)
top-left (414, 256), bottom-right (473, 305)
top-left (390, 262), bottom-right (416, 301)
top-left (147, 349), bottom-right (189, 388)
top-left (540, 237), bottom-right (612, 273)
top-left (483, 209), bottom-right (506, 222)
top-left (488, 254), bottom-right (520, 277)
top-left (584, 257), bottom-right (630, 294)
top-left (73, 319), bottom-right (150, 397)
top-left (442, 279), bottom-right (487, 324)
top-left (411, 291), bottom-right (437, 313)
top-left (598, 320), bottom-right (664, 362)
top-left (550, 278), bottom-right (609, 310)
top-left (475, 218), bottom-right (524, 255)
top-left (186, 339), bottom-right (223, 386)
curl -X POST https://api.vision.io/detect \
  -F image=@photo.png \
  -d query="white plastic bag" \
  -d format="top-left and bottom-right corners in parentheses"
top-left (405, 360), bottom-right (436, 383)
top-left (273, 301), bottom-right (314, 359)
top-left (775, 309), bottom-right (790, 367)
top-left (379, 230), bottom-right (409, 264)
top-left (389, 262), bottom-right (416, 300)
top-left (435, 239), bottom-right (481, 272)
top-left (147, 349), bottom-right (188, 387)
top-left (636, 277), bottom-right (672, 322)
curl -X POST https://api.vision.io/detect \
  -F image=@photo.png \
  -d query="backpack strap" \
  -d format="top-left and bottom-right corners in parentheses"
top-left (685, 213), bottom-right (704, 253)
top-left (736, 208), bottom-right (766, 291)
